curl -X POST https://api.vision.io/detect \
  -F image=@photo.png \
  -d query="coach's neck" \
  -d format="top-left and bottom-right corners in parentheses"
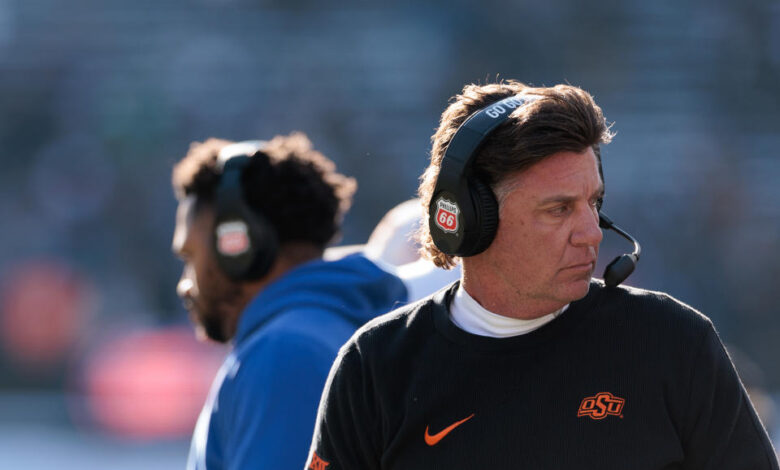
top-left (460, 257), bottom-right (569, 321)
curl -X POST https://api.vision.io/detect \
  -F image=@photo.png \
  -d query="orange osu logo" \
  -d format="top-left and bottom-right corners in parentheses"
top-left (309, 452), bottom-right (330, 470)
top-left (577, 392), bottom-right (625, 420)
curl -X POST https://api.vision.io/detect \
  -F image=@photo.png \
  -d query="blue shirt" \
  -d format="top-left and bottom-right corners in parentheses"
top-left (187, 254), bottom-right (407, 470)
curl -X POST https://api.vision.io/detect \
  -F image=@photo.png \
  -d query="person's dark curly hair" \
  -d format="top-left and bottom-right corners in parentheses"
top-left (172, 132), bottom-right (356, 249)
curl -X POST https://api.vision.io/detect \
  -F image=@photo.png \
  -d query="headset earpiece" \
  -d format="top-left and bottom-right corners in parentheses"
top-left (430, 94), bottom-right (540, 257)
top-left (468, 179), bottom-right (499, 255)
top-left (213, 144), bottom-right (279, 281)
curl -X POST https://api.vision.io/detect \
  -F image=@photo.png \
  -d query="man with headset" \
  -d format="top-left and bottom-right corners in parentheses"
top-left (306, 82), bottom-right (778, 469)
top-left (170, 133), bottom-right (407, 470)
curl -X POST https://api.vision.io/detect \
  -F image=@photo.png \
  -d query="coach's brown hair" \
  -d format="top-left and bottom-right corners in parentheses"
top-left (172, 132), bottom-right (356, 250)
top-left (418, 81), bottom-right (614, 269)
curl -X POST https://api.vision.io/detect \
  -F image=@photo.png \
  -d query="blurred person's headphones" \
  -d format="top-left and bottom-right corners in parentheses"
top-left (428, 94), bottom-right (641, 287)
top-left (212, 141), bottom-right (280, 281)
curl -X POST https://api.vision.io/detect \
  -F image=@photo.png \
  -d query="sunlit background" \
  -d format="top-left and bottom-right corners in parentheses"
top-left (1, 0), bottom-right (779, 467)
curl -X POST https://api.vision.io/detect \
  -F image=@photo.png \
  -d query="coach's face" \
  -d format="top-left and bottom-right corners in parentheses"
top-left (172, 196), bottom-right (242, 343)
top-left (480, 148), bottom-right (603, 314)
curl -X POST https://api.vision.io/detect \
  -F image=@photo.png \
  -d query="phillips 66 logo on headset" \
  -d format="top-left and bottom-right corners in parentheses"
top-left (216, 221), bottom-right (251, 256)
top-left (435, 197), bottom-right (460, 233)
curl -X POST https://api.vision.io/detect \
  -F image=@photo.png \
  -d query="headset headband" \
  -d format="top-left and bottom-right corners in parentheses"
top-left (217, 140), bottom-right (267, 170)
top-left (437, 94), bottom-right (540, 190)
top-left (215, 140), bottom-right (267, 215)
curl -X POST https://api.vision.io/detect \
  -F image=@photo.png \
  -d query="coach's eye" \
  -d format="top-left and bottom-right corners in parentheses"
top-left (548, 205), bottom-right (570, 216)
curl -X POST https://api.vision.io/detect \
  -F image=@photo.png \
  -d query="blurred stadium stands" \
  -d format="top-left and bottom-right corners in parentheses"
top-left (1, 0), bottom-right (778, 464)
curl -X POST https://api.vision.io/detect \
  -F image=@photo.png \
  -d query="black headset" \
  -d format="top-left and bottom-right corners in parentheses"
top-left (213, 141), bottom-right (280, 282)
top-left (428, 94), bottom-right (641, 287)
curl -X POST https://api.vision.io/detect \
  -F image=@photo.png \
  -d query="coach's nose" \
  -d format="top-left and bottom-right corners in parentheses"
top-left (570, 203), bottom-right (603, 248)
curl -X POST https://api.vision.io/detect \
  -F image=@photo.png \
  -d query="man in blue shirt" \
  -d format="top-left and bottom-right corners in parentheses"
top-left (171, 133), bottom-right (407, 469)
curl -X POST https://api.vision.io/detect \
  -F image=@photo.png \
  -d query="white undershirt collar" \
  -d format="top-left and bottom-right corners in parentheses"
top-left (449, 284), bottom-right (569, 338)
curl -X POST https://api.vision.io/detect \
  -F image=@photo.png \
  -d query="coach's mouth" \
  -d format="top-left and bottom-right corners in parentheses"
top-left (561, 261), bottom-right (596, 272)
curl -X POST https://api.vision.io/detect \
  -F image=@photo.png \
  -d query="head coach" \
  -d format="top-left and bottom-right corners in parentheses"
top-left (170, 133), bottom-right (407, 470)
top-left (306, 82), bottom-right (778, 469)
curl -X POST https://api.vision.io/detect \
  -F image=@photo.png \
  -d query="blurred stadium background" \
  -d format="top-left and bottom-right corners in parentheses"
top-left (1, 0), bottom-right (779, 467)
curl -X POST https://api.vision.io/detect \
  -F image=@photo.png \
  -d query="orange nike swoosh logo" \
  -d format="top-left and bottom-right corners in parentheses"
top-left (424, 414), bottom-right (475, 446)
